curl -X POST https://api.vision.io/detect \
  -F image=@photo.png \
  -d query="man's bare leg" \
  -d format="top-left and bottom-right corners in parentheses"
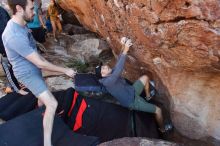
top-left (139, 75), bottom-right (168, 131)
top-left (38, 90), bottom-right (58, 146)
top-left (56, 19), bottom-right (62, 33)
top-left (51, 21), bottom-right (57, 41)
top-left (139, 75), bottom-right (150, 98)
top-left (38, 99), bottom-right (44, 107)
top-left (155, 106), bottom-right (165, 131)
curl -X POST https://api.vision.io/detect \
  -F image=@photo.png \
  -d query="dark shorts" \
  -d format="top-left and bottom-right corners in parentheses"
top-left (129, 80), bottom-right (156, 113)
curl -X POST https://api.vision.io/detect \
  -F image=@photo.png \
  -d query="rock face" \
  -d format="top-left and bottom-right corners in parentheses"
top-left (45, 76), bottom-right (74, 92)
top-left (44, 32), bottom-right (111, 66)
top-left (99, 137), bottom-right (179, 146)
top-left (58, 0), bottom-right (220, 143)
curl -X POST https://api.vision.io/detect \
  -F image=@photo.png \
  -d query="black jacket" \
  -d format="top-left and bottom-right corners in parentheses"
top-left (0, 6), bottom-right (10, 56)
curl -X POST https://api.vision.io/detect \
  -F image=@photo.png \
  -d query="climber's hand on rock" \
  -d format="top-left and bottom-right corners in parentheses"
top-left (125, 39), bottom-right (132, 48)
top-left (123, 39), bottom-right (132, 54)
top-left (120, 37), bottom-right (128, 45)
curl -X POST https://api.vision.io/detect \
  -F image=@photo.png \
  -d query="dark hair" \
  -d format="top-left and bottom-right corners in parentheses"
top-left (7, 0), bottom-right (34, 15)
top-left (95, 62), bottom-right (103, 79)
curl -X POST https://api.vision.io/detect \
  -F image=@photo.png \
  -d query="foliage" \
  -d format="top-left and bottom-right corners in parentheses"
top-left (65, 60), bottom-right (89, 73)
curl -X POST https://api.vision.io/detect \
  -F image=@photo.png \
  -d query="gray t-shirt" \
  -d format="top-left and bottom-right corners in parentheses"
top-left (2, 20), bottom-right (40, 78)
top-left (99, 54), bottom-right (135, 107)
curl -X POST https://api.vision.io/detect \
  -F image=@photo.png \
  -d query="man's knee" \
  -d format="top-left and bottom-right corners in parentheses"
top-left (155, 106), bottom-right (162, 115)
top-left (38, 90), bottom-right (58, 111)
top-left (48, 97), bottom-right (58, 110)
top-left (139, 75), bottom-right (149, 85)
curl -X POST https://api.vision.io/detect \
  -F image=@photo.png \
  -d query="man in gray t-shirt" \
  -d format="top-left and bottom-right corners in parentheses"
top-left (3, 19), bottom-right (40, 78)
top-left (2, 0), bottom-right (76, 146)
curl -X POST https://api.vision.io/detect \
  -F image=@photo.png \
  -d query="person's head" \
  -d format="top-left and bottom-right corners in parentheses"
top-left (101, 65), bottom-right (112, 77)
top-left (7, 0), bottom-right (35, 22)
top-left (35, 0), bottom-right (42, 6)
top-left (50, 0), bottom-right (55, 5)
top-left (95, 63), bottom-right (112, 78)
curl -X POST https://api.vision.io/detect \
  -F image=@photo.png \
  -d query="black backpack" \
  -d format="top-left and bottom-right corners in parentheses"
top-left (74, 73), bottom-right (107, 95)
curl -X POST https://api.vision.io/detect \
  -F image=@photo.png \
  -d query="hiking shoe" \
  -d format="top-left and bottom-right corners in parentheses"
top-left (61, 32), bottom-right (67, 35)
top-left (54, 38), bottom-right (58, 42)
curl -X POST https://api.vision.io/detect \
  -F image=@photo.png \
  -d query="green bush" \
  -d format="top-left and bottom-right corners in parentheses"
top-left (65, 60), bottom-right (89, 73)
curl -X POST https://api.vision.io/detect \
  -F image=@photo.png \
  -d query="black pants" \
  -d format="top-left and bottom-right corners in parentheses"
top-left (0, 56), bottom-right (20, 92)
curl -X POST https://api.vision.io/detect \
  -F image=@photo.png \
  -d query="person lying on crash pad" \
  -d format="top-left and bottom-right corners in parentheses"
top-left (95, 37), bottom-right (172, 133)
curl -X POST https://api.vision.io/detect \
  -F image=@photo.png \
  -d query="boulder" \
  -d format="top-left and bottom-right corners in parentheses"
top-left (44, 33), bottom-right (112, 66)
top-left (58, 0), bottom-right (220, 143)
top-left (45, 76), bottom-right (74, 92)
top-left (63, 24), bottom-right (91, 35)
top-left (61, 10), bottom-right (82, 26)
top-left (99, 137), bottom-right (179, 146)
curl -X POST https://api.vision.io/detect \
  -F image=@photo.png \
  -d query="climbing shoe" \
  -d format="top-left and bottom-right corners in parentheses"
top-left (159, 123), bottom-right (173, 133)
top-left (164, 123), bottom-right (173, 132)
